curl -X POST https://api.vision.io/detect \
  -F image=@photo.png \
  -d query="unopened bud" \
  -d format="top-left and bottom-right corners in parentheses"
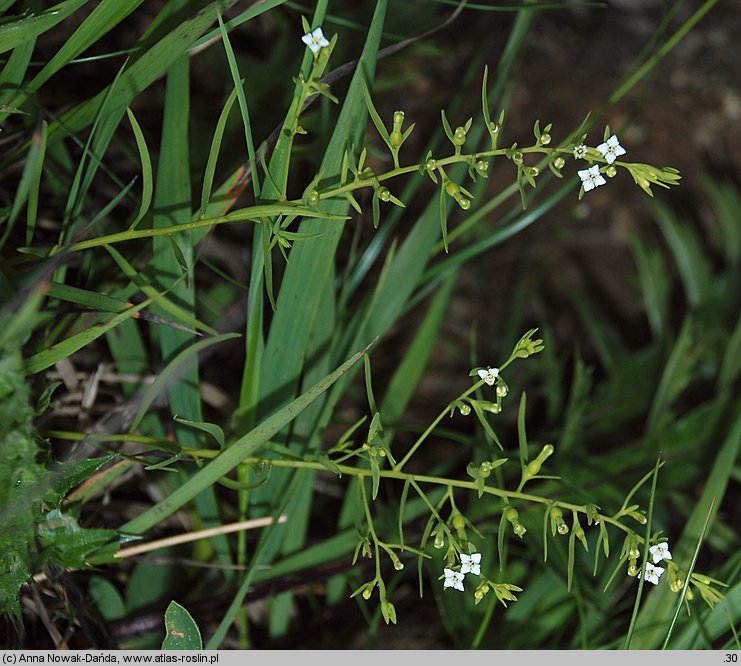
top-left (452, 514), bottom-right (466, 531)
top-left (528, 166), bottom-right (539, 177)
top-left (512, 151), bottom-right (523, 165)
top-left (433, 530), bottom-right (445, 549)
top-left (554, 156), bottom-right (565, 169)
top-left (627, 563), bottom-right (638, 577)
top-left (306, 190), bottom-right (320, 205)
top-left (606, 166), bottom-right (617, 178)
top-left (378, 187), bottom-right (391, 202)
top-left (453, 127), bottom-right (467, 145)
top-left (513, 522), bottom-right (527, 538)
top-left (540, 133), bottom-right (552, 145)
top-left (362, 586), bottom-right (372, 600)
top-left (496, 384), bottom-right (508, 397)
top-left (629, 547), bottom-right (641, 560)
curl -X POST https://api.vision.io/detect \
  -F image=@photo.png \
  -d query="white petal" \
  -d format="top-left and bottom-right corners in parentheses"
top-left (470, 553), bottom-right (482, 564)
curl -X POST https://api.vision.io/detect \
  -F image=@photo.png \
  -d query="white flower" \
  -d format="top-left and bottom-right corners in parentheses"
top-left (460, 553), bottom-right (481, 576)
top-left (649, 542), bottom-right (672, 564)
top-left (640, 562), bottom-right (665, 585)
top-left (477, 367), bottom-right (499, 386)
top-left (596, 134), bottom-right (626, 164)
top-left (301, 27), bottom-right (330, 54)
top-left (578, 165), bottom-right (606, 192)
top-left (573, 144), bottom-right (588, 159)
top-left (443, 568), bottom-right (465, 592)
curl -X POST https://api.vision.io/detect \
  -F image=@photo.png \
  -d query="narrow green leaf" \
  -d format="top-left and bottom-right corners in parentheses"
top-left (0, 0), bottom-right (87, 58)
top-left (108, 342), bottom-right (372, 538)
top-left (125, 108), bottom-right (153, 229)
top-left (24, 297), bottom-right (156, 375)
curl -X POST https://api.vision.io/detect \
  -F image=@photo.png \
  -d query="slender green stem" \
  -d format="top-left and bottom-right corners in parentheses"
top-left (394, 380), bottom-right (484, 471)
top-left (182, 449), bottom-right (638, 538)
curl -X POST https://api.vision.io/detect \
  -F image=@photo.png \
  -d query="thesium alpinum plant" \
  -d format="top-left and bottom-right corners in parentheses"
top-left (0, 0), bottom-right (734, 650)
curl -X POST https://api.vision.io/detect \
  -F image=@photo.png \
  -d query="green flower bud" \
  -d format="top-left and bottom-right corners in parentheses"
top-left (512, 151), bottom-right (524, 165)
top-left (445, 181), bottom-right (460, 197)
top-left (362, 585), bottom-right (373, 600)
top-left (540, 133), bottom-right (552, 145)
top-left (629, 547), bottom-right (641, 560)
top-left (453, 127), bottom-right (467, 146)
top-left (433, 530), bottom-right (445, 549)
top-left (481, 583), bottom-right (490, 594)
top-left (306, 190), bottom-right (320, 206)
top-left (458, 402), bottom-right (471, 416)
top-left (526, 460), bottom-right (541, 477)
top-left (378, 187), bottom-right (391, 202)
top-left (504, 507), bottom-right (519, 523)
top-left (476, 160), bottom-right (488, 173)
top-left (474, 589), bottom-right (484, 601)
top-left (528, 166), bottom-right (540, 177)
top-left (670, 579), bottom-right (684, 593)
top-left (488, 121), bottom-right (500, 134)
top-left (627, 563), bottom-right (638, 577)
top-left (426, 158), bottom-right (437, 171)
top-left (496, 384), bottom-right (508, 397)
top-left (391, 555), bottom-right (404, 571)
top-left (393, 110), bottom-right (405, 127)
top-left (458, 198), bottom-right (471, 211)
top-left (513, 522), bottom-right (527, 538)
top-left (606, 165), bottom-right (617, 178)
top-left (685, 586), bottom-right (694, 601)
top-left (554, 156), bottom-right (565, 169)
top-left (452, 514), bottom-right (466, 531)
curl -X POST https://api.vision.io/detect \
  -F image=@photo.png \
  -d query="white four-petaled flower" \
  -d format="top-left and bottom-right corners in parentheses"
top-left (596, 134), bottom-right (626, 164)
top-left (477, 367), bottom-right (499, 386)
top-left (641, 562), bottom-right (665, 585)
top-left (578, 165), bottom-right (606, 192)
top-left (302, 27), bottom-right (330, 54)
top-left (649, 542), bottom-right (672, 564)
top-left (443, 568), bottom-right (465, 592)
top-left (460, 553), bottom-right (481, 576)
top-left (573, 144), bottom-right (588, 159)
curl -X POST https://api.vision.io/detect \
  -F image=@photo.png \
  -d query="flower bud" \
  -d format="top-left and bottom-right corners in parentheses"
top-left (457, 198), bottom-right (471, 211)
top-left (670, 579), bottom-right (684, 593)
top-left (433, 530), bottom-right (445, 549)
top-left (474, 589), bottom-right (484, 601)
top-left (362, 585), bottom-right (373, 600)
top-left (685, 586), bottom-right (694, 601)
top-left (488, 121), bottom-right (500, 134)
top-left (378, 187), bottom-right (391, 202)
top-left (513, 522), bottom-right (527, 538)
top-left (458, 401), bottom-right (471, 416)
top-left (554, 156), bottom-right (565, 169)
top-left (540, 133), bottom-right (552, 145)
top-left (627, 563), bottom-right (638, 577)
top-left (452, 514), bottom-right (466, 531)
top-left (512, 151), bottom-right (523, 165)
top-left (479, 461), bottom-right (492, 477)
top-left (606, 166), bottom-right (617, 178)
top-left (426, 158), bottom-right (437, 171)
top-left (496, 384), bottom-right (508, 397)
top-left (453, 127), bottom-right (467, 146)
top-left (629, 547), bottom-right (641, 560)
top-left (306, 190), bottom-right (320, 206)
top-left (504, 507), bottom-right (519, 523)
top-left (528, 167), bottom-right (539, 177)
top-left (445, 181), bottom-right (460, 197)
top-left (526, 460), bottom-right (541, 477)
top-left (475, 160), bottom-right (488, 173)
top-left (391, 555), bottom-right (404, 571)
